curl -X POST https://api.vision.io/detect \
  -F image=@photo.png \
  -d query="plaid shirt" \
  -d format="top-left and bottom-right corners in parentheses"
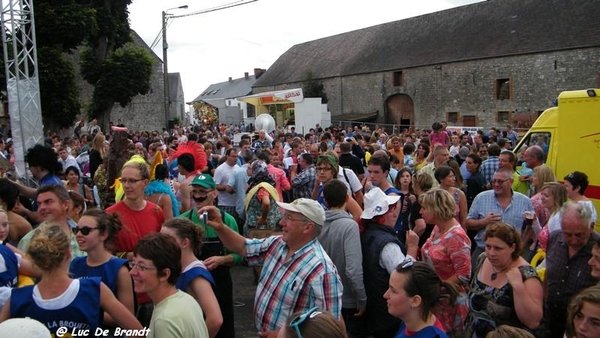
top-left (545, 231), bottom-right (599, 312)
top-left (467, 190), bottom-right (533, 249)
top-left (479, 156), bottom-right (499, 185)
top-left (291, 164), bottom-right (316, 199)
top-left (246, 236), bottom-right (343, 331)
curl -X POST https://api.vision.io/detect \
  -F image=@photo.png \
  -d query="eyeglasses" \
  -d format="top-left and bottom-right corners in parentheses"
top-left (316, 167), bottom-right (332, 172)
top-left (128, 261), bottom-right (157, 272)
top-left (491, 178), bottom-right (510, 185)
top-left (73, 226), bottom-right (98, 236)
top-left (284, 214), bottom-right (309, 222)
top-left (290, 307), bottom-right (322, 338)
top-left (119, 178), bottom-right (144, 185)
top-left (191, 189), bottom-right (213, 197)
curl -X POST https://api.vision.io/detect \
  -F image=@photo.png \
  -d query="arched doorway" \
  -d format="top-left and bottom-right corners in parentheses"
top-left (385, 94), bottom-right (414, 132)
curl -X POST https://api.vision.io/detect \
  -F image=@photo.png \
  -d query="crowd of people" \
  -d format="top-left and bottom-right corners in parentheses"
top-left (0, 119), bottom-right (598, 338)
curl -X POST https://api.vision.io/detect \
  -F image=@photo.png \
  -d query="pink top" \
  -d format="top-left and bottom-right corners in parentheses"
top-left (421, 224), bottom-right (471, 334)
top-left (531, 193), bottom-right (550, 227)
top-left (267, 164), bottom-right (290, 202)
top-left (429, 131), bottom-right (449, 147)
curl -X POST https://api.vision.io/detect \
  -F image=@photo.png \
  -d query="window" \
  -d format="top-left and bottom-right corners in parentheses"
top-left (462, 115), bottom-right (477, 127)
top-left (514, 132), bottom-right (551, 162)
top-left (495, 78), bottom-right (511, 100)
top-left (393, 71), bottom-right (403, 87)
top-left (447, 112), bottom-right (459, 124)
top-left (497, 111), bottom-right (511, 123)
top-left (246, 104), bottom-right (255, 118)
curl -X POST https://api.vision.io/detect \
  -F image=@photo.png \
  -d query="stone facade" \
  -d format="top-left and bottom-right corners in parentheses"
top-left (71, 31), bottom-right (168, 133)
top-left (254, 47), bottom-right (600, 129)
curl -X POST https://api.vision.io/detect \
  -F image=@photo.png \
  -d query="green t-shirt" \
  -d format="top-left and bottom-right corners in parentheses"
top-left (179, 208), bottom-right (242, 265)
top-left (512, 171), bottom-right (530, 195)
top-left (18, 220), bottom-right (87, 260)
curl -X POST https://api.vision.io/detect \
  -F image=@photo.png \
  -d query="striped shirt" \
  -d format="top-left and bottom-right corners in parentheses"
top-left (246, 236), bottom-right (343, 331)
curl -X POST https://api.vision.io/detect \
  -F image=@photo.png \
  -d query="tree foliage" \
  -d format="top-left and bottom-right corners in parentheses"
top-left (1, 0), bottom-right (153, 129)
top-left (302, 70), bottom-right (328, 103)
top-left (38, 46), bottom-right (81, 128)
top-left (82, 44), bottom-right (154, 115)
top-left (80, 0), bottom-right (154, 130)
top-left (35, 2), bottom-right (97, 52)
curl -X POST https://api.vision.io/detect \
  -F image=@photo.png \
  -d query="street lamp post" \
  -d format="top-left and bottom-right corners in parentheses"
top-left (162, 5), bottom-right (188, 130)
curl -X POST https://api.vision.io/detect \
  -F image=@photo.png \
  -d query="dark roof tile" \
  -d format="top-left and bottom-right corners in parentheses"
top-left (255, 0), bottom-right (600, 87)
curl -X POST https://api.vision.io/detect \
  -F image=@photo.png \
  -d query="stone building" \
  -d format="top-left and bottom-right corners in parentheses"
top-left (74, 31), bottom-right (179, 132)
top-left (252, 0), bottom-right (600, 130)
top-left (192, 69), bottom-right (265, 127)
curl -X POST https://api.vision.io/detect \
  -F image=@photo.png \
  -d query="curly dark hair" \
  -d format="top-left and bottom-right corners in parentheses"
top-left (25, 144), bottom-right (62, 174)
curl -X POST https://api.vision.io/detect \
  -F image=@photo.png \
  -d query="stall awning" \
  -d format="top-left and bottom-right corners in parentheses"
top-left (332, 111), bottom-right (379, 122)
top-left (238, 88), bottom-right (304, 106)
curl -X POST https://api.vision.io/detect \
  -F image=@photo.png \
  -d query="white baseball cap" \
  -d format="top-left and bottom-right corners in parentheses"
top-left (277, 198), bottom-right (325, 227)
top-left (361, 188), bottom-right (401, 220)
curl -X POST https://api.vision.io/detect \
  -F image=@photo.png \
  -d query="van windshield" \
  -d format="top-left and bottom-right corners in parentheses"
top-left (514, 132), bottom-right (551, 164)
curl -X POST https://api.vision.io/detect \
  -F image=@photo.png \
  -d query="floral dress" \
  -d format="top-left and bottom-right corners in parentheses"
top-left (465, 254), bottom-right (540, 338)
top-left (421, 224), bottom-right (471, 336)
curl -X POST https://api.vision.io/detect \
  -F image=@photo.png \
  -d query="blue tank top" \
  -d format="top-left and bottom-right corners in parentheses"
top-left (70, 256), bottom-right (128, 295)
top-left (0, 245), bottom-right (18, 288)
top-left (10, 278), bottom-right (102, 335)
top-left (176, 266), bottom-right (215, 291)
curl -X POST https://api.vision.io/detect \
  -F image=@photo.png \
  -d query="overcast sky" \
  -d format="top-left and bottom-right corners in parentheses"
top-left (129, 0), bottom-right (483, 107)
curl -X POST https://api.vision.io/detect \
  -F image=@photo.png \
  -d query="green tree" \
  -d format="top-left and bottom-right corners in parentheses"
top-left (81, 0), bottom-right (153, 131)
top-left (2, 0), bottom-right (153, 130)
top-left (81, 44), bottom-right (154, 126)
top-left (34, 0), bottom-right (96, 129)
top-left (38, 47), bottom-right (82, 128)
top-left (302, 70), bottom-right (328, 103)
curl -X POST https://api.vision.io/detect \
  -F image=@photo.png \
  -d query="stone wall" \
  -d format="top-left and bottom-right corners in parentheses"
top-left (254, 47), bottom-right (600, 129)
top-left (70, 32), bottom-right (166, 133)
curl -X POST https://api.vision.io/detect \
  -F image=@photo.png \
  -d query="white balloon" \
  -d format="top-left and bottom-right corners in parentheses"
top-left (254, 114), bottom-right (276, 134)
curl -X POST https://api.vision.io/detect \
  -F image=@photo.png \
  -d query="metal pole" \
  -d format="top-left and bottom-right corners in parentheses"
top-left (162, 11), bottom-right (170, 130)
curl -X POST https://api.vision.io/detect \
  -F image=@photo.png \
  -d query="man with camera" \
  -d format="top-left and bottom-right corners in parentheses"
top-left (180, 173), bottom-right (242, 338)
top-left (199, 198), bottom-right (343, 338)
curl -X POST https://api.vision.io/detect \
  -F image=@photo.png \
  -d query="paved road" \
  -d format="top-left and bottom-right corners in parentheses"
top-left (232, 265), bottom-right (260, 338)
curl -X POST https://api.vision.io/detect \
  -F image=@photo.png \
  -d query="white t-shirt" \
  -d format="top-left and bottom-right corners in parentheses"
top-left (337, 167), bottom-right (362, 193)
top-left (214, 162), bottom-right (238, 207)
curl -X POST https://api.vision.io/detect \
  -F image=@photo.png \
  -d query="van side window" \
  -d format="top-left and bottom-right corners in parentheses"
top-left (516, 132), bottom-right (551, 163)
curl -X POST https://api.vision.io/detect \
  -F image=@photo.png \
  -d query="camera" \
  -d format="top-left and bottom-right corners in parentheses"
top-left (201, 211), bottom-right (209, 224)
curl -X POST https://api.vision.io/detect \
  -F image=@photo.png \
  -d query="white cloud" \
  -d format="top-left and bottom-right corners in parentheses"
top-left (129, 0), bottom-right (483, 105)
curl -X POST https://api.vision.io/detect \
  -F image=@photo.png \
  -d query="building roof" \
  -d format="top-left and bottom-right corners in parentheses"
top-left (130, 30), bottom-right (162, 64)
top-left (254, 0), bottom-right (600, 87)
top-left (192, 75), bottom-right (257, 103)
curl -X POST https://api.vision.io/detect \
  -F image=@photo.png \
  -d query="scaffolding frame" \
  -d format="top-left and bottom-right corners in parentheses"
top-left (1, 0), bottom-right (44, 181)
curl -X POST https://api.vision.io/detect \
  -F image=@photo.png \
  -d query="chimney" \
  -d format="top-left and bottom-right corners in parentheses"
top-left (254, 68), bottom-right (266, 79)
top-left (228, 77), bottom-right (232, 82)
top-left (244, 72), bottom-right (249, 80)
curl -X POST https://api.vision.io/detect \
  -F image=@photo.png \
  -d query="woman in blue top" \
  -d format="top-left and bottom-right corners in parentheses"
top-left (70, 209), bottom-right (134, 328)
top-left (161, 218), bottom-right (222, 338)
top-left (0, 221), bottom-right (142, 335)
top-left (384, 260), bottom-right (458, 338)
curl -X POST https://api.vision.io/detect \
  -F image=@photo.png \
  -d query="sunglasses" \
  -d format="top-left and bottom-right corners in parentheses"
top-left (290, 307), bottom-right (322, 338)
top-left (73, 226), bottom-right (98, 236)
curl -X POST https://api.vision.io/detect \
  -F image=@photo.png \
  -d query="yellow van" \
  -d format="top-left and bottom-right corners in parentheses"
top-left (514, 88), bottom-right (600, 231)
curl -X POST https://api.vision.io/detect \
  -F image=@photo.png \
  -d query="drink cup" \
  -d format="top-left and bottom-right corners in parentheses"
top-left (523, 211), bottom-right (535, 226)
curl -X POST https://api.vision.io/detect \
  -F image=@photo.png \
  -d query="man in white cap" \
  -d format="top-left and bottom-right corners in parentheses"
top-left (200, 198), bottom-right (343, 338)
top-left (361, 187), bottom-right (412, 338)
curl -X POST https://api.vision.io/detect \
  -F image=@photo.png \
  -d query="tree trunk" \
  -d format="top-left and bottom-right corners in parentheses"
top-left (96, 99), bottom-right (115, 133)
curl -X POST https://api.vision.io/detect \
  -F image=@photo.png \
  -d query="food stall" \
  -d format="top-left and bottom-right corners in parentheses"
top-left (239, 88), bottom-right (330, 134)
